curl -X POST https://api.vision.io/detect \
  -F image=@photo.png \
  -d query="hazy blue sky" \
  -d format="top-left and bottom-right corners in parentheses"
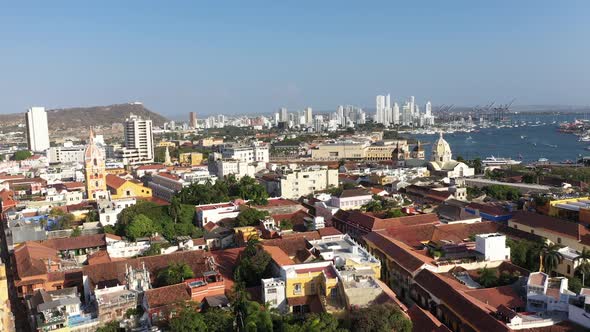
top-left (1, 1), bottom-right (589, 116)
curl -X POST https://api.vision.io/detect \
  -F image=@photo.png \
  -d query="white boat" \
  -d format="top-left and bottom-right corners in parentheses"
top-left (482, 156), bottom-right (522, 166)
top-left (579, 136), bottom-right (590, 142)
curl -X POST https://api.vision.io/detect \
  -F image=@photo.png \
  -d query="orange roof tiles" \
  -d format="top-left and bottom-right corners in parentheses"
top-left (105, 174), bottom-right (127, 189)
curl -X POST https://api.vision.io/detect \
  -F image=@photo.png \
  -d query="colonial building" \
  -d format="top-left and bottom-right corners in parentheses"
top-left (84, 129), bottom-right (108, 200)
top-left (427, 133), bottom-right (474, 178)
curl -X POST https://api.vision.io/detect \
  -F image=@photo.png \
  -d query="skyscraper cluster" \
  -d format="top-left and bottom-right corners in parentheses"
top-left (374, 94), bottom-right (434, 127)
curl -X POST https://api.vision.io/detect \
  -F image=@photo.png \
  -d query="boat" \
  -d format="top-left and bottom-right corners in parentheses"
top-left (481, 156), bottom-right (522, 166)
top-left (520, 135), bottom-right (526, 139)
top-left (579, 136), bottom-right (590, 142)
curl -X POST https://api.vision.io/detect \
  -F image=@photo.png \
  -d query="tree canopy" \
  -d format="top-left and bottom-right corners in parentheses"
top-left (235, 208), bottom-right (269, 227)
top-left (344, 304), bottom-right (412, 332)
top-left (175, 175), bottom-right (268, 206)
top-left (169, 304), bottom-right (207, 332)
top-left (157, 262), bottom-right (195, 286)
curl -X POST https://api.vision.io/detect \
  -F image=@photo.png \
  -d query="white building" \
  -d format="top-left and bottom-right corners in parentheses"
top-left (330, 188), bottom-right (373, 211)
top-left (47, 144), bottom-right (104, 164)
top-left (123, 113), bottom-right (154, 164)
top-left (474, 233), bottom-right (510, 261)
top-left (526, 272), bottom-right (574, 313)
top-left (428, 133), bottom-right (475, 178)
top-left (261, 165), bottom-right (338, 199)
top-left (195, 201), bottom-right (242, 227)
top-left (25, 107), bottom-right (50, 152)
top-left (304, 107), bottom-right (313, 126)
top-left (221, 142), bottom-right (269, 163)
top-left (261, 278), bottom-right (287, 312)
top-left (98, 197), bottom-right (137, 226)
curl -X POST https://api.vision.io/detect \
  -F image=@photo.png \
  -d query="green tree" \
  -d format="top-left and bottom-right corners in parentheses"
top-left (203, 308), bottom-right (234, 332)
top-left (541, 243), bottom-right (563, 275)
top-left (574, 248), bottom-right (590, 285)
top-left (141, 243), bottom-right (162, 257)
top-left (70, 227), bottom-right (81, 237)
top-left (84, 209), bottom-right (98, 223)
top-left (157, 262), bottom-right (195, 286)
top-left (383, 209), bottom-right (406, 218)
top-left (13, 150), bottom-right (32, 161)
top-left (169, 196), bottom-right (182, 223)
top-left (569, 276), bottom-right (583, 294)
top-left (234, 242), bottom-right (272, 287)
top-left (345, 304), bottom-right (412, 332)
top-left (169, 304), bottom-right (207, 332)
top-left (362, 200), bottom-right (383, 212)
top-left (235, 208), bottom-right (269, 227)
top-left (477, 266), bottom-right (498, 288)
top-left (126, 214), bottom-right (156, 240)
top-left (96, 320), bottom-right (120, 332)
top-left (279, 218), bottom-right (294, 230)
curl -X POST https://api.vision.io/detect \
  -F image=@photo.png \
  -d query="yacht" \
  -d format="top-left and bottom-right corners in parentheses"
top-left (482, 156), bottom-right (522, 166)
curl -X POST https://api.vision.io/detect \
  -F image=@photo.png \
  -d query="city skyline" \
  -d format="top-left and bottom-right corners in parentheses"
top-left (2, 1), bottom-right (590, 116)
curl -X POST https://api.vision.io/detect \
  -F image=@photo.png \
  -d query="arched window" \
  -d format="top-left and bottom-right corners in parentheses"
top-left (93, 158), bottom-right (97, 166)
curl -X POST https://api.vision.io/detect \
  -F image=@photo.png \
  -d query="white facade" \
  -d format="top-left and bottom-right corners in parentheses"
top-left (274, 165), bottom-right (338, 199)
top-left (330, 192), bottom-right (373, 211)
top-left (47, 145), bottom-right (102, 164)
top-left (124, 114), bottom-right (154, 164)
top-left (262, 278), bottom-right (287, 312)
top-left (474, 233), bottom-right (510, 261)
top-left (196, 201), bottom-right (241, 227)
top-left (26, 107), bottom-right (50, 152)
top-left (221, 142), bottom-right (269, 163)
top-left (106, 237), bottom-right (150, 258)
top-left (98, 197), bottom-right (137, 226)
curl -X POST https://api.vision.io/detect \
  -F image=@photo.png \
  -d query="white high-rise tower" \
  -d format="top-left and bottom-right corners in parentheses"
top-left (393, 103), bottom-right (400, 125)
top-left (425, 101), bottom-right (432, 117)
top-left (375, 95), bottom-right (386, 123)
top-left (25, 107), bottom-right (50, 152)
top-left (124, 113), bottom-right (154, 163)
top-left (304, 107), bottom-right (313, 125)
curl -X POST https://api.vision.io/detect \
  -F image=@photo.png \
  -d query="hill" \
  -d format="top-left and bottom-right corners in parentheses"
top-left (0, 103), bottom-right (168, 129)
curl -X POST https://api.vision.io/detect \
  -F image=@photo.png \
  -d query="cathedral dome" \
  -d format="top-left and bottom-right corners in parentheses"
top-left (84, 129), bottom-right (104, 162)
top-left (432, 132), bottom-right (452, 162)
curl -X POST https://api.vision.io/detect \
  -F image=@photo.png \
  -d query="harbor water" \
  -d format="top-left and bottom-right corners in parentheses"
top-left (408, 114), bottom-right (589, 164)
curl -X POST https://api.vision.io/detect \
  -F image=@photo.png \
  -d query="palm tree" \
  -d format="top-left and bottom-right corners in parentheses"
top-left (169, 196), bottom-right (182, 223)
top-left (574, 248), bottom-right (590, 285)
top-left (534, 167), bottom-right (545, 185)
top-left (478, 265), bottom-right (498, 288)
top-left (540, 243), bottom-right (563, 275)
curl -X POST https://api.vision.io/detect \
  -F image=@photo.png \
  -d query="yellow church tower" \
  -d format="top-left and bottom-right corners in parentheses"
top-left (84, 128), bottom-right (107, 200)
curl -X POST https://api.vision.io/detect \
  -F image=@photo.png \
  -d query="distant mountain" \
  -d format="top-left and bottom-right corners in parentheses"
top-left (0, 103), bottom-right (169, 128)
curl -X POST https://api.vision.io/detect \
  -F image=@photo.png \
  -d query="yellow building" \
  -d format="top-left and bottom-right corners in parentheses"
top-left (0, 264), bottom-right (14, 332)
top-left (199, 137), bottom-right (224, 147)
top-left (105, 167), bottom-right (127, 176)
top-left (156, 141), bottom-right (176, 148)
top-left (106, 174), bottom-right (152, 199)
top-left (234, 226), bottom-right (259, 246)
top-left (179, 152), bottom-right (204, 166)
top-left (84, 129), bottom-right (107, 200)
top-left (283, 262), bottom-right (340, 306)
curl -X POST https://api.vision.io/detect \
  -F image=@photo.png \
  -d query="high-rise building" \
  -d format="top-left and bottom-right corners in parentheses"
top-left (409, 96), bottom-right (415, 116)
top-left (402, 103), bottom-right (412, 126)
top-left (189, 112), bottom-right (197, 128)
top-left (84, 128), bottom-right (107, 200)
top-left (393, 103), bottom-right (400, 125)
top-left (124, 113), bottom-right (154, 163)
top-left (304, 107), bottom-right (313, 125)
top-left (375, 95), bottom-right (385, 123)
top-left (425, 101), bottom-right (432, 117)
top-left (279, 107), bottom-right (288, 122)
top-left (25, 107), bottom-right (50, 152)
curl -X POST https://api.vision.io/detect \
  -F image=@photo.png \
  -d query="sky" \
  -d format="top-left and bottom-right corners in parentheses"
top-left (1, 1), bottom-right (590, 117)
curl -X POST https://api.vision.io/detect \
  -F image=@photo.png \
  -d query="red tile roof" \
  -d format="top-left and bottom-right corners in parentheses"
top-left (334, 210), bottom-right (440, 233)
top-left (156, 172), bottom-right (181, 181)
top-left (40, 234), bottom-right (107, 251)
top-left (262, 245), bottom-right (295, 266)
top-left (510, 211), bottom-right (589, 242)
top-left (262, 231), bottom-right (321, 258)
top-left (407, 305), bottom-right (451, 332)
top-left (318, 227), bottom-right (342, 238)
top-left (14, 242), bottom-right (59, 279)
top-left (363, 232), bottom-right (428, 273)
top-left (464, 285), bottom-right (525, 310)
top-left (414, 269), bottom-right (509, 332)
top-left (145, 283), bottom-right (191, 308)
top-left (105, 174), bottom-right (127, 189)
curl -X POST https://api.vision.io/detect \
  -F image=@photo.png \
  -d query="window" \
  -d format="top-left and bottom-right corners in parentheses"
top-left (293, 283), bottom-right (302, 295)
top-left (557, 238), bottom-right (562, 244)
top-left (567, 265), bottom-right (571, 274)
top-left (267, 288), bottom-right (277, 294)
top-left (310, 283), bottom-right (316, 293)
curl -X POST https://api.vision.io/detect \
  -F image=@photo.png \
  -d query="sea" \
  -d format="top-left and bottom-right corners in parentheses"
top-left (408, 113), bottom-right (590, 164)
